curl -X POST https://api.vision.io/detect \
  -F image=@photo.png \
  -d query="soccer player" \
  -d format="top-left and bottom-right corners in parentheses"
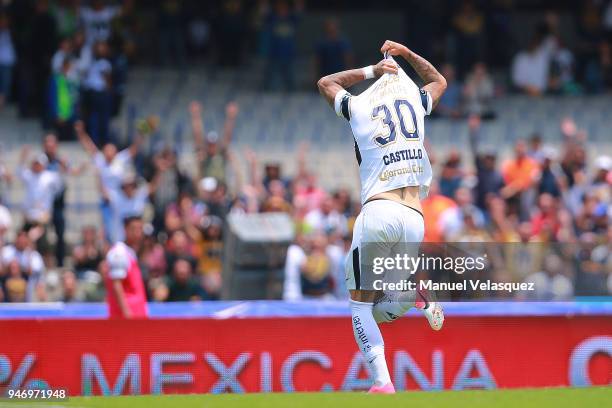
top-left (104, 216), bottom-right (148, 319)
top-left (317, 40), bottom-right (447, 393)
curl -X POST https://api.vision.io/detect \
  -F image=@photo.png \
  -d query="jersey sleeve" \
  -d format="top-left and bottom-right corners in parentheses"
top-left (106, 246), bottom-right (128, 280)
top-left (419, 89), bottom-right (433, 115)
top-left (334, 90), bottom-right (352, 121)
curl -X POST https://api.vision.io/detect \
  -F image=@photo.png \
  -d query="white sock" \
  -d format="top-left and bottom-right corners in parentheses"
top-left (373, 291), bottom-right (416, 323)
top-left (350, 299), bottom-right (391, 386)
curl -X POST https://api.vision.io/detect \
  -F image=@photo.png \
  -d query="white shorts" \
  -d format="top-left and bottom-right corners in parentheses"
top-left (345, 199), bottom-right (424, 291)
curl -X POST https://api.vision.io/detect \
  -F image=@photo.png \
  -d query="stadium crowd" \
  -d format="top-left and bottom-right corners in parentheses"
top-left (0, 1), bottom-right (610, 303)
top-left (0, 107), bottom-right (610, 303)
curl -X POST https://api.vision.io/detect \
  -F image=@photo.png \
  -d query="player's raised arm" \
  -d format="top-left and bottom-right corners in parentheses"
top-left (317, 59), bottom-right (398, 113)
top-left (381, 40), bottom-right (447, 109)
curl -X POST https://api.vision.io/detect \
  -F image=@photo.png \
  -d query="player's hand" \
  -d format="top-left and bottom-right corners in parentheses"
top-left (373, 59), bottom-right (399, 77)
top-left (380, 40), bottom-right (408, 57)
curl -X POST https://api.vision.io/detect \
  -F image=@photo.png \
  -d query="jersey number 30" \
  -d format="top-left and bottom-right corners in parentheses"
top-left (371, 99), bottom-right (419, 146)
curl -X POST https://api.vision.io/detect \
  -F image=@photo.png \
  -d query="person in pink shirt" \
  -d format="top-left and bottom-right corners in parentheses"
top-left (104, 216), bottom-right (148, 318)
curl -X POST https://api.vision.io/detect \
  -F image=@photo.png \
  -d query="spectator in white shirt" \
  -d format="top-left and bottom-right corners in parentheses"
top-left (51, 37), bottom-right (73, 74)
top-left (304, 196), bottom-right (348, 236)
top-left (80, 0), bottom-right (123, 45)
top-left (17, 146), bottom-right (62, 227)
top-left (73, 30), bottom-right (93, 80)
top-left (16, 146), bottom-right (62, 259)
top-left (1, 230), bottom-right (45, 301)
top-left (75, 120), bottom-right (143, 242)
top-left (511, 33), bottom-right (556, 96)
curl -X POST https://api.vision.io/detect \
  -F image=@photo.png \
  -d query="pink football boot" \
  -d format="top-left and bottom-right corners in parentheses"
top-left (368, 383), bottom-right (396, 394)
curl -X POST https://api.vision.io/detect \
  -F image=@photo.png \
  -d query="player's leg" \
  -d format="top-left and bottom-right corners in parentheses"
top-left (349, 289), bottom-right (394, 392)
top-left (371, 204), bottom-right (421, 323)
top-left (346, 202), bottom-right (396, 393)
top-left (371, 204), bottom-right (444, 330)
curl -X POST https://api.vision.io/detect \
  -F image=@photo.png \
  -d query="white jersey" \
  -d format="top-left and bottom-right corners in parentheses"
top-left (335, 61), bottom-right (433, 204)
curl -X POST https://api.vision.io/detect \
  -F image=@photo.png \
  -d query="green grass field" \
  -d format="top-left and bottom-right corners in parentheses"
top-left (3, 387), bottom-right (610, 408)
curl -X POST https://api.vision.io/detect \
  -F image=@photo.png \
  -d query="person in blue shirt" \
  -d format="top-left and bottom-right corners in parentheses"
top-left (262, 0), bottom-right (303, 91)
top-left (315, 18), bottom-right (353, 78)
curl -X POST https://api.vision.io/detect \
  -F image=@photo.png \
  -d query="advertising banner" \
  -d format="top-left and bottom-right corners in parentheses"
top-left (1, 316), bottom-right (610, 396)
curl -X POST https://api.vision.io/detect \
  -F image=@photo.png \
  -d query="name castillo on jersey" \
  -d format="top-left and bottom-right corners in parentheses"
top-left (380, 148), bottom-right (425, 181)
top-left (383, 148), bottom-right (423, 165)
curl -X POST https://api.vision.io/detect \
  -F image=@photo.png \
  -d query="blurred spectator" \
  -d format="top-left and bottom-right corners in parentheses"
top-left (511, 32), bottom-right (555, 96)
top-left (80, 0), bottom-right (123, 45)
top-left (44, 133), bottom-right (85, 266)
top-left (298, 233), bottom-right (335, 299)
top-left (47, 58), bottom-right (79, 140)
top-left (500, 140), bottom-right (540, 220)
top-left (103, 170), bottom-right (161, 243)
top-left (164, 257), bottom-right (206, 301)
top-left (214, 0), bottom-right (246, 67)
top-left (193, 215), bottom-right (223, 281)
top-left (463, 62), bottom-right (495, 118)
top-left (468, 115), bottom-right (504, 212)
top-left (439, 150), bottom-right (464, 198)
top-left (0, 155), bottom-right (12, 205)
top-left (164, 192), bottom-right (206, 235)
top-left (451, 0), bottom-right (485, 78)
top-left (422, 182), bottom-right (457, 242)
top-left (75, 120), bottom-right (141, 242)
top-left (51, 0), bottom-right (80, 39)
top-left (1, 230), bottom-right (45, 302)
top-left (538, 147), bottom-right (564, 198)
top-left (575, 0), bottom-right (608, 93)
top-left (60, 269), bottom-right (84, 302)
top-left (16, 146), bottom-right (62, 258)
top-left (261, 179), bottom-right (292, 213)
top-left (435, 64), bottom-right (463, 118)
top-left (440, 186), bottom-right (485, 240)
top-left (140, 225), bottom-right (167, 281)
top-left (549, 37), bottom-right (579, 95)
top-left (304, 196), bottom-right (347, 236)
top-left (3, 260), bottom-right (27, 302)
top-left (190, 101), bottom-right (239, 184)
top-left (73, 30), bottom-right (93, 79)
top-left (574, 232), bottom-right (609, 295)
top-left (284, 233), bottom-right (336, 300)
top-left (262, 0), bottom-right (303, 91)
top-left (530, 193), bottom-right (562, 241)
top-left (0, 205), bottom-right (11, 248)
top-left (315, 18), bottom-right (352, 78)
top-left (524, 253), bottom-right (573, 300)
top-left (72, 226), bottom-right (105, 277)
top-left (527, 134), bottom-right (544, 164)
top-left (146, 145), bottom-right (192, 234)
top-left (449, 207), bottom-right (492, 242)
top-left (82, 41), bottom-right (113, 146)
top-left (158, 0), bottom-right (187, 67)
top-left (0, 13), bottom-right (16, 109)
top-left (165, 229), bottom-right (197, 274)
top-left (16, 0), bottom-right (57, 118)
top-left (51, 36), bottom-right (73, 74)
